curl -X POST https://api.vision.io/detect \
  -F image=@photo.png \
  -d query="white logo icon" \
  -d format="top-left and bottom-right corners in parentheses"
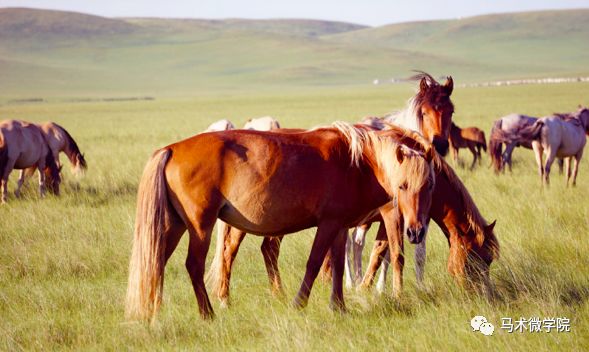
top-left (471, 315), bottom-right (494, 336)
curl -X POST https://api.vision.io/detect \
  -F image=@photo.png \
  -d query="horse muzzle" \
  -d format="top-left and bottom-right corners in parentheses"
top-left (432, 137), bottom-right (449, 156)
top-left (406, 225), bottom-right (427, 244)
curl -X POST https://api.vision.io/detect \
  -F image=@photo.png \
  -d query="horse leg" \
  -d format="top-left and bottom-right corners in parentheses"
top-left (414, 232), bottom-right (427, 287)
top-left (261, 236), bottom-right (284, 297)
top-left (1, 158), bottom-right (16, 203)
top-left (293, 221), bottom-right (342, 310)
top-left (36, 160), bottom-right (47, 198)
top-left (344, 232), bottom-right (354, 289)
top-left (571, 151), bottom-right (583, 187)
top-left (532, 141), bottom-right (544, 183)
top-left (352, 223), bottom-right (371, 284)
top-left (375, 249), bottom-right (390, 294)
top-left (558, 158), bottom-right (564, 175)
top-left (564, 157), bottom-right (572, 187)
top-left (543, 148), bottom-right (557, 186)
top-left (15, 169), bottom-right (26, 198)
top-left (329, 229), bottom-right (348, 311)
top-left (183, 209), bottom-right (217, 319)
top-left (359, 221), bottom-right (387, 289)
top-left (217, 224), bottom-right (247, 306)
top-left (380, 205), bottom-right (404, 298)
top-left (468, 144), bottom-right (477, 170)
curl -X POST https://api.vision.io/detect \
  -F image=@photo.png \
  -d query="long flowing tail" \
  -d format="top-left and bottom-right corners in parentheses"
top-left (125, 148), bottom-right (172, 322)
top-left (0, 142), bottom-right (8, 178)
top-left (205, 219), bottom-right (229, 297)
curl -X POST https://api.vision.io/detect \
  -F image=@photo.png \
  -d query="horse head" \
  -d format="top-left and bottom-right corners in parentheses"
top-left (394, 144), bottom-right (436, 244)
top-left (411, 72), bottom-right (455, 156)
top-left (576, 106), bottom-right (589, 135)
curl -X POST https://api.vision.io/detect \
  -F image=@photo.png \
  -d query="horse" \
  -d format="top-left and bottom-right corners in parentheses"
top-left (243, 116), bottom-right (281, 131)
top-left (0, 120), bottom-right (61, 203)
top-left (206, 72), bottom-right (456, 302)
top-left (522, 107), bottom-right (589, 186)
top-left (489, 113), bottom-right (565, 173)
top-left (347, 72), bottom-right (455, 286)
top-left (205, 116), bottom-right (285, 305)
top-left (16, 122), bottom-right (87, 196)
top-left (126, 122), bottom-right (436, 321)
top-left (204, 119), bottom-right (235, 132)
top-left (358, 156), bottom-right (499, 295)
top-left (448, 122), bottom-right (487, 169)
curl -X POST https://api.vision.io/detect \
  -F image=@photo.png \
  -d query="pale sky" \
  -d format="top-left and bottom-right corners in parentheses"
top-left (1, 0), bottom-right (588, 26)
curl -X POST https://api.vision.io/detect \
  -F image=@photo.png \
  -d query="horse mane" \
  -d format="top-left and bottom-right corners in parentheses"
top-left (53, 123), bottom-right (87, 169)
top-left (436, 158), bottom-right (500, 259)
top-left (329, 121), bottom-right (433, 192)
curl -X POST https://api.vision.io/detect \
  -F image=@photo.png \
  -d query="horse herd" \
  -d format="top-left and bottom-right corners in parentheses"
top-left (0, 72), bottom-right (586, 322)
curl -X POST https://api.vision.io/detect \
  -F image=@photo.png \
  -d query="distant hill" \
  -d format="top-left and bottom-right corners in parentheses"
top-left (0, 7), bottom-right (588, 97)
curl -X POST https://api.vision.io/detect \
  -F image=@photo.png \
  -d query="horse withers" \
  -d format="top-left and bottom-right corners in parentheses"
top-left (125, 122), bottom-right (436, 321)
top-left (0, 120), bottom-right (61, 203)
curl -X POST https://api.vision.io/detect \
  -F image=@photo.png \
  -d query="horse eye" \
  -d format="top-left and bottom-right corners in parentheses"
top-left (428, 181), bottom-right (434, 191)
top-left (399, 182), bottom-right (408, 191)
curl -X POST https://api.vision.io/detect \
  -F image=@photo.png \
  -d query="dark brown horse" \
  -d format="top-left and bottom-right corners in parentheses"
top-left (126, 123), bottom-right (436, 321)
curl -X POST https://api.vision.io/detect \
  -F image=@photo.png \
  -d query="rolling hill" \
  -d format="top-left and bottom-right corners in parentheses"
top-left (0, 7), bottom-right (588, 98)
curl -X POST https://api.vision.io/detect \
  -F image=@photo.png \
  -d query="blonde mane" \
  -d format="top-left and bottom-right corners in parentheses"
top-left (330, 121), bottom-right (434, 192)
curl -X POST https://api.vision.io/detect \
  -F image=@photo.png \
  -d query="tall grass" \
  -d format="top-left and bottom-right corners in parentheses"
top-left (1, 83), bottom-right (588, 350)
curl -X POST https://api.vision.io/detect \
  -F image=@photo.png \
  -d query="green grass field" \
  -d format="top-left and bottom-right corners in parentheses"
top-left (1, 82), bottom-right (588, 350)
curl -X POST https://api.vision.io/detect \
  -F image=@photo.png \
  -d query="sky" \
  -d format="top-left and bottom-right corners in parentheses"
top-left (1, 0), bottom-right (588, 26)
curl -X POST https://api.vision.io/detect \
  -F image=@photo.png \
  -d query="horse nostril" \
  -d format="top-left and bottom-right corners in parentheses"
top-left (417, 227), bottom-right (426, 240)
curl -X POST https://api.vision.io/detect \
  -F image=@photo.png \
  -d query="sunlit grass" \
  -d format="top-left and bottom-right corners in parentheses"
top-left (1, 83), bottom-right (588, 350)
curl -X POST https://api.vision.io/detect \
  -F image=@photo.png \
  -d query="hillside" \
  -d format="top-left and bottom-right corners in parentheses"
top-left (0, 7), bottom-right (588, 98)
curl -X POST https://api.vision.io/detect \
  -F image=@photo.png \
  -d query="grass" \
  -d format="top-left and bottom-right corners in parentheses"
top-left (0, 82), bottom-right (588, 350)
top-left (1, 8), bottom-right (589, 98)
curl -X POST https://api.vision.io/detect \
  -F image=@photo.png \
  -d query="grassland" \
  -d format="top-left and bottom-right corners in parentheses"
top-left (1, 8), bottom-right (589, 98)
top-left (0, 82), bottom-right (588, 350)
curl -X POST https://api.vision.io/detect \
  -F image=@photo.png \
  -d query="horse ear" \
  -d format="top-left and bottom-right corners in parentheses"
top-left (419, 77), bottom-right (429, 93)
top-left (444, 76), bottom-right (453, 95)
top-left (485, 220), bottom-right (497, 232)
top-left (395, 145), bottom-right (405, 164)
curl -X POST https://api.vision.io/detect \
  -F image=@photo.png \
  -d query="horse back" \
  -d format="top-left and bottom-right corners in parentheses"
top-left (163, 130), bottom-right (387, 235)
top-left (0, 120), bottom-right (49, 165)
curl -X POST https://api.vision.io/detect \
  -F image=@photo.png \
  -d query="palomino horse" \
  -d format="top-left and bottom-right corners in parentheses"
top-left (449, 122), bottom-right (487, 170)
top-left (489, 113), bottom-right (564, 173)
top-left (126, 123), bottom-right (436, 321)
top-left (522, 107), bottom-right (589, 186)
top-left (0, 120), bottom-right (61, 203)
top-left (16, 122), bottom-right (87, 196)
top-left (358, 157), bottom-right (499, 295)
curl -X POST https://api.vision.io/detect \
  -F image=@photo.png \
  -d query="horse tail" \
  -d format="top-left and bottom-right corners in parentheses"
top-left (54, 123), bottom-right (87, 173)
top-left (488, 120), bottom-right (504, 172)
top-left (126, 148), bottom-right (172, 322)
top-left (519, 120), bottom-right (544, 141)
top-left (205, 219), bottom-right (229, 298)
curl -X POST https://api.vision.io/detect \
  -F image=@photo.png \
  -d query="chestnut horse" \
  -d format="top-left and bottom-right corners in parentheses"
top-left (0, 120), bottom-right (61, 203)
top-left (16, 122), bottom-right (87, 195)
top-left (126, 122), bottom-right (436, 321)
top-left (205, 117), bottom-right (285, 305)
top-left (359, 157), bottom-right (499, 295)
top-left (207, 73), bottom-right (456, 302)
top-left (448, 122), bottom-right (487, 170)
